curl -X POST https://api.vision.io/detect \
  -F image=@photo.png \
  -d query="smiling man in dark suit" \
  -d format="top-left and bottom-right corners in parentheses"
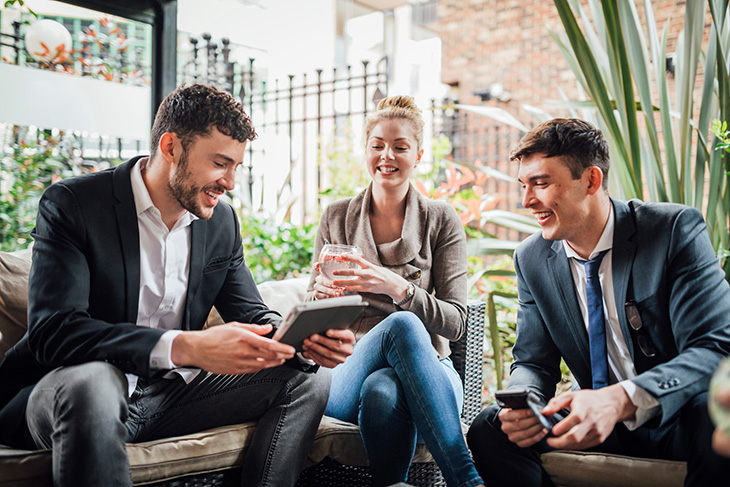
top-left (467, 118), bottom-right (730, 486)
top-left (0, 84), bottom-right (355, 487)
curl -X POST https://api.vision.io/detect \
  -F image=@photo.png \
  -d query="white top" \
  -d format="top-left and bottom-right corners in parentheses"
top-left (562, 205), bottom-right (660, 429)
top-left (126, 160), bottom-right (199, 396)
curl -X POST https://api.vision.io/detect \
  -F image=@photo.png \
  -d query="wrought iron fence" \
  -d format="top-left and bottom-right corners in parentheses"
top-left (179, 33), bottom-right (388, 222)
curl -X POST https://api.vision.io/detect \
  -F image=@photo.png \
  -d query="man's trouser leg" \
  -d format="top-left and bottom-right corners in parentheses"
top-left (26, 361), bottom-right (133, 487)
top-left (127, 365), bottom-right (331, 487)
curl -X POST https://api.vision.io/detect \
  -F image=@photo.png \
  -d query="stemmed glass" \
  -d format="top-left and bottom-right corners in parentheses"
top-left (318, 244), bottom-right (363, 281)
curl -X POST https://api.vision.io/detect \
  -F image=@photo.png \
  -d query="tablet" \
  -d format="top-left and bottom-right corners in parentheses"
top-left (272, 295), bottom-right (368, 352)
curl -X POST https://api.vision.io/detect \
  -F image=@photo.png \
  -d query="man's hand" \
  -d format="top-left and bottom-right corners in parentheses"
top-left (498, 406), bottom-right (548, 447)
top-left (301, 328), bottom-right (356, 368)
top-left (543, 384), bottom-right (637, 450)
top-left (171, 323), bottom-right (296, 375)
top-left (712, 389), bottom-right (730, 457)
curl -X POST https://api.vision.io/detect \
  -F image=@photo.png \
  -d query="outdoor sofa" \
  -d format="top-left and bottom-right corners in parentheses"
top-left (0, 248), bottom-right (686, 486)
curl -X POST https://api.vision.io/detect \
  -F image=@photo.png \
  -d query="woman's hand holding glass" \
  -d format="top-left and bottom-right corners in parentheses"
top-left (314, 253), bottom-right (410, 303)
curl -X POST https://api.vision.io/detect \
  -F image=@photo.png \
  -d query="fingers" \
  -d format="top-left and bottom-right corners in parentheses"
top-left (499, 408), bottom-right (547, 447)
top-left (325, 328), bottom-right (356, 345)
top-left (544, 390), bottom-right (618, 450)
top-left (547, 424), bottom-right (602, 450)
top-left (313, 274), bottom-right (345, 300)
top-left (233, 323), bottom-right (273, 336)
top-left (543, 392), bottom-right (573, 415)
top-left (713, 429), bottom-right (730, 458)
top-left (228, 323), bottom-right (296, 359)
top-left (301, 330), bottom-right (354, 368)
top-left (340, 254), bottom-right (369, 267)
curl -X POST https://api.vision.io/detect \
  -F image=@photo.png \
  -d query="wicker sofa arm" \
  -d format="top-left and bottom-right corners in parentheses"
top-left (451, 300), bottom-right (485, 425)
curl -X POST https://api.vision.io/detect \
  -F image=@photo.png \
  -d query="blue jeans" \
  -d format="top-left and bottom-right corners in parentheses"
top-left (326, 311), bottom-right (483, 487)
top-left (26, 361), bottom-right (330, 487)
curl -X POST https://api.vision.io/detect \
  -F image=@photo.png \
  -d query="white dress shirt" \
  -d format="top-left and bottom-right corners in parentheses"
top-left (562, 205), bottom-right (660, 428)
top-left (126, 160), bottom-right (200, 396)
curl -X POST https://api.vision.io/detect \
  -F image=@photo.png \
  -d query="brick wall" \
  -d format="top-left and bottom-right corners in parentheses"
top-left (434, 0), bottom-right (698, 234)
top-left (437, 0), bottom-right (689, 122)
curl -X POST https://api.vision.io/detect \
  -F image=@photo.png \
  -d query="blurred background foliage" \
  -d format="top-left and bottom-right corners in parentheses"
top-left (0, 126), bottom-right (113, 251)
top-left (238, 213), bottom-right (318, 283)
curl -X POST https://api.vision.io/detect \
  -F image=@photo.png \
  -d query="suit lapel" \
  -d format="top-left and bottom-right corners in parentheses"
top-left (547, 240), bottom-right (591, 364)
top-left (185, 219), bottom-right (207, 331)
top-left (611, 198), bottom-right (638, 359)
top-left (112, 159), bottom-right (142, 323)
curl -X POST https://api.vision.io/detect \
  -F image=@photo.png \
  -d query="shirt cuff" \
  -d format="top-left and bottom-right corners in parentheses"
top-left (150, 330), bottom-right (184, 370)
top-left (619, 380), bottom-right (661, 430)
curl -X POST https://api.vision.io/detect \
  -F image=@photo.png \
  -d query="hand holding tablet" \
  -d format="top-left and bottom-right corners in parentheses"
top-left (272, 295), bottom-right (367, 352)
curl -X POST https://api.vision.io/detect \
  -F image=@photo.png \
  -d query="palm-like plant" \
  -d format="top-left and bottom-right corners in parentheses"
top-left (550, 0), bottom-right (730, 278)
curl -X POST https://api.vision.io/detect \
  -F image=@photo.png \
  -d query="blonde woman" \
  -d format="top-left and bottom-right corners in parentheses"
top-left (302, 96), bottom-right (484, 487)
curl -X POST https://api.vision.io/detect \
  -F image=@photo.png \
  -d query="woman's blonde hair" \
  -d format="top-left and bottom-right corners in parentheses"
top-left (363, 95), bottom-right (424, 151)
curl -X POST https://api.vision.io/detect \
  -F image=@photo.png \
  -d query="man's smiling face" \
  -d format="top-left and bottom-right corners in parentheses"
top-left (168, 128), bottom-right (246, 220)
top-left (518, 153), bottom-right (595, 246)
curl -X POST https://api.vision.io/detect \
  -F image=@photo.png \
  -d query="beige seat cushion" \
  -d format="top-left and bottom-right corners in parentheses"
top-left (257, 277), bottom-right (310, 317)
top-left (541, 450), bottom-right (686, 487)
top-left (0, 249), bottom-right (32, 361)
top-left (0, 415), bottom-right (438, 486)
top-left (0, 422), bottom-right (258, 487)
top-left (308, 415), bottom-right (443, 467)
top-left (205, 277), bottom-right (310, 327)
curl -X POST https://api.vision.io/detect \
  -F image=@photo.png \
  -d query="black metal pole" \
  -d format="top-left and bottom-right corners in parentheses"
top-left (247, 58), bottom-right (255, 206)
top-left (288, 74), bottom-right (295, 193)
top-left (316, 68), bottom-right (323, 207)
top-left (362, 60), bottom-right (369, 117)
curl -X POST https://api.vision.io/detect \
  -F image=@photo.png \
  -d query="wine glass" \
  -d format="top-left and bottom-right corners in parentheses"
top-left (318, 244), bottom-right (363, 281)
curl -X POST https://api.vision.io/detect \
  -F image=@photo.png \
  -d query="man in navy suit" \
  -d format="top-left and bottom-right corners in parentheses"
top-left (467, 118), bottom-right (730, 486)
top-left (0, 84), bottom-right (355, 487)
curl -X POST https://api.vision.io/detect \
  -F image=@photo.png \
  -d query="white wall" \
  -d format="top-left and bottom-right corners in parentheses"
top-left (177, 0), bottom-right (337, 78)
top-left (0, 63), bottom-right (151, 142)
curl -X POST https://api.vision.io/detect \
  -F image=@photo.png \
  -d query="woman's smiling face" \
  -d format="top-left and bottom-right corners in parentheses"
top-left (366, 118), bottom-right (422, 192)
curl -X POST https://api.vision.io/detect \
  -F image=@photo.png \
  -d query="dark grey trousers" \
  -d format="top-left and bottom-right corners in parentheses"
top-left (26, 361), bottom-right (331, 487)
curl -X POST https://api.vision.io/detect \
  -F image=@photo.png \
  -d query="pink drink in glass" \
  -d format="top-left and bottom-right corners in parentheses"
top-left (318, 244), bottom-right (362, 281)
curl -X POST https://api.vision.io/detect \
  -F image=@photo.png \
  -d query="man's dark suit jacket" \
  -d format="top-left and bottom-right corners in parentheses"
top-left (509, 198), bottom-right (730, 426)
top-left (0, 157), bottom-right (281, 444)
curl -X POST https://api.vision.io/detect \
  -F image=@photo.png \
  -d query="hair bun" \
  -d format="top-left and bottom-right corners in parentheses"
top-left (377, 95), bottom-right (421, 114)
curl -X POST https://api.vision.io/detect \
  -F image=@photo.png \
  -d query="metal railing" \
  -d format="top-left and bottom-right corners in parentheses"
top-left (0, 17), bottom-right (150, 84)
top-left (179, 33), bottom-right (388, 221)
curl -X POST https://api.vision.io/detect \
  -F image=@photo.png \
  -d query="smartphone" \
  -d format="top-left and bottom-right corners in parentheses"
top-left (495, 388), bottom-right (569, 434)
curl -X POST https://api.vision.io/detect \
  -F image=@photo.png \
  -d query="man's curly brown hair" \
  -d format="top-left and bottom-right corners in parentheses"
top-left (150, 84), bottom-right (257, 158)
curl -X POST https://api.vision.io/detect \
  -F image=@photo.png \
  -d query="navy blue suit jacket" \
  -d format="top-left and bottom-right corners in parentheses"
top-left (0, 157), bottom-right (281, 444)
top-left (509, 198), bottom-right (730, 425)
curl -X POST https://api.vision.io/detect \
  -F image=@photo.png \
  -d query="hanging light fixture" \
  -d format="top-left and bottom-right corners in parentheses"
top-left (24, 19), bottom-right (72, 63)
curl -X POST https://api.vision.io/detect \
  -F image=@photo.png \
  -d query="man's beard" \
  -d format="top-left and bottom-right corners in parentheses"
top-left (168, 150), bottom-right (221, 220)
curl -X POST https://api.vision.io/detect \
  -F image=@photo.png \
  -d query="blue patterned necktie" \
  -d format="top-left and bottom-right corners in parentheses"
top-left (582, 250), bottom-right (610, 389)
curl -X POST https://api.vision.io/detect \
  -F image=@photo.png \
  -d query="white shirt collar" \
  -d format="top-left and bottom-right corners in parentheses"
top-left (130, 159), bottom-right (197, 228)
top-left (563, 204), bottom-right (614, 261)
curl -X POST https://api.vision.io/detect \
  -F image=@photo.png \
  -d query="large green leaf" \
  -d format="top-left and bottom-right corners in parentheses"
top-left (451, 104), bottom-right (529, 132)
top-left (550, 0), bottom-right (730, 279)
